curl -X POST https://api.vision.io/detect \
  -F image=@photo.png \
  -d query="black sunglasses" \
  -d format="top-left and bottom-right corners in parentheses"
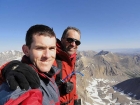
top-left (66, 38), bottom-right (81, 45)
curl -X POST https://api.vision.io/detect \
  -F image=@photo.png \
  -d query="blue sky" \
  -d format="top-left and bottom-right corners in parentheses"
top-left (0, 0), bottom-right (140, 52)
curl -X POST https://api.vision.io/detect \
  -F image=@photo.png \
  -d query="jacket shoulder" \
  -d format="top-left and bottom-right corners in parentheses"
top-left (0, 82), bottom-right (42, 105)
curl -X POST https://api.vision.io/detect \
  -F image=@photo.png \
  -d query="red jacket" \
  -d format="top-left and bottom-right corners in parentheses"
top-left (53, 39), bottom-right (78, 105)
top-left (0, 57), bottom-right (60, 105)
top-left (0, 62), bottom-right (9, 84)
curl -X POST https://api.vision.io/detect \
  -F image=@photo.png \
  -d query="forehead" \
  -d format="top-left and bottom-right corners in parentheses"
top-left (66, 30), bottom-right (80, 39)
top-left (32, 34), bottom-right (56, 46)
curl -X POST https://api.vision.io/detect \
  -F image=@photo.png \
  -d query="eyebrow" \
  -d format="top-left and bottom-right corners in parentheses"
top-left (35, 45), bottom-right (56, 48)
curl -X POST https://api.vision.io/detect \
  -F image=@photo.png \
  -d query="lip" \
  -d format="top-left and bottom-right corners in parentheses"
top-left (68, 46), bottom-right (76, 50)
top-left (40, 60), bottom-right (50, 64)
top-left (68, 48), bottom-right (76, 52)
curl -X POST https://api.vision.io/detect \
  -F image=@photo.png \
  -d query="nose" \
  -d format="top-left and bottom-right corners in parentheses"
top-left (43, 49), bottom-right (50, 58)
top-left (70, 41), bottom-right (76, 46)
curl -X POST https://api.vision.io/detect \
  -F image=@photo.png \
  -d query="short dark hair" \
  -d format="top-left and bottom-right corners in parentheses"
top-left (26, 24), bottom-right (56, 48)
top-left (61, 26), bottom-right (81, 39)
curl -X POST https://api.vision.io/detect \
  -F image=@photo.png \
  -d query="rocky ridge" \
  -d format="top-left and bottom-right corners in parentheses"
top-left (76, 50), bottom-right (140, 105)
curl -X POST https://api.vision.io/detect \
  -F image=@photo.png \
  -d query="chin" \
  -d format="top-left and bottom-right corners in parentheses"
top-left (66, 48), bottom-right (75, 54)
top-left (67, 51), bottom-right (75, 55)
top-left (39, 66), bottom-right (51, 73)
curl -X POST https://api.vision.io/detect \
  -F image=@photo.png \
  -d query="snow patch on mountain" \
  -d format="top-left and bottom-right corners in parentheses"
top-left (83, 78), bottom-right (140, 105)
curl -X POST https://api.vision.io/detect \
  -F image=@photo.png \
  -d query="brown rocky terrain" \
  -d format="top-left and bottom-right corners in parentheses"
top-left (76, 50), bottom-right (140, 105)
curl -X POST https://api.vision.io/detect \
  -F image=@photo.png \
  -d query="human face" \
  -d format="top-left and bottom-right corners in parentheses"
top-left (61, 30), bottom-right (80, 55)
top-left (25, 34), bottom-right (56, 73)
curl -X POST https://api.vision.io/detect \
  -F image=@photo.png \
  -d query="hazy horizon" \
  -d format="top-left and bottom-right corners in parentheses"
top-left (1, 48), bottom-right (140, 54)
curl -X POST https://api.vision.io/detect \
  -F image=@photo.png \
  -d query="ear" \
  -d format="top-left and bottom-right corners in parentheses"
top-left (22, 45), bottom-right (30, 57)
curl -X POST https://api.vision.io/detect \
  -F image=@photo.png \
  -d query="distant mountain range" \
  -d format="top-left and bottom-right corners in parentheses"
top-left (76, 50), bottom-right (140, 104)
top-left (0, 50), bottom-right (23, 66)
top-left (1, 50), bottom-right (140, 104)
top-left (106, 48), bottom-right (140, 55)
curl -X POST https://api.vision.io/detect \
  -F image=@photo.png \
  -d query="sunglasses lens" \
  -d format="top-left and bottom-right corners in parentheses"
top-left (67, 38), bottom-right (74, 43)
top-left (66, 38), bottom-right (81, 45)
top-left (75, 41), bottom-right (81, 45)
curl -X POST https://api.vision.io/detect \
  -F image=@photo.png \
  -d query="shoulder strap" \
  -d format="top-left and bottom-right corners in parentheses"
top-left (55, 56), bottom-right (63, 86)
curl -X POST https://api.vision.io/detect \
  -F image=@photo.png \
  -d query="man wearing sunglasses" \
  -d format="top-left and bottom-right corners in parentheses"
top-left (54, 26), bottom-right (81, 105)
top-left (0, 26), bottom-right (81, 105)
top-left (61, 27), bottom-right (81, 56)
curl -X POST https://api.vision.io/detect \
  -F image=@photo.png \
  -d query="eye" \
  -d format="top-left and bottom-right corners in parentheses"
top-left (49, 47), bottom-right (56, 50)
top-left (36, 47), bottom-right (44, 50)
top-left (67, 38), bottom-right (74, 43)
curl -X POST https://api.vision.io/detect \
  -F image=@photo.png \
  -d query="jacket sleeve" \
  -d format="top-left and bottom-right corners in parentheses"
top-left (0, 62), bottom-right (9, 85)
top-left (0, 82), bottom-right (43, 105)
top-left (5, 89), bottom-right (43, 105)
